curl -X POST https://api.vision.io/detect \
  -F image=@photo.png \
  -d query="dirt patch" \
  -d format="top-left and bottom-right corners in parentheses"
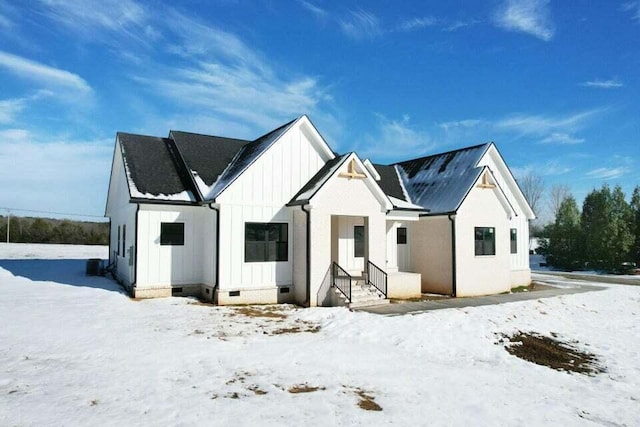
top-left (233, 306), bottom-right (288, 319)
top-left (287, 384), bottom-right (325, 394)
top-left (271, 322), bottom-right (321, 335)
top-left (247, 385), bottom-right (267, 395)
top-left (499, 332), bottom-right (604, 375)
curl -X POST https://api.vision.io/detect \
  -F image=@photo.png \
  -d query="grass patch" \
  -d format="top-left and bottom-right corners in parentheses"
top-left (234, 306), bottom-right (288, 319)
top-left (271, 323), bottom-right (320, 335)
top-left (354, 389), bottom-right (382, 411)
top-left (499, 332), bottom-right (604, 375)
top-left (287, 384), bottom-right (325, 394)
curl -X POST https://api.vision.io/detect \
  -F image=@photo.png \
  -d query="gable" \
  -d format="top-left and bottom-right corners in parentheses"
top-left (477, 144), bottom-right (536, 219)
top-left (291, 153), bottom-right (392, 211)
top-left (215, 115), bottom-right (336, 205)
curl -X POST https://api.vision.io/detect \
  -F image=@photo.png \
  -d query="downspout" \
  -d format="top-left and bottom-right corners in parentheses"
top-left (208, 203), bottom-right (221, 302)
top-left (131, 203), bottom-right (140, 297)
top-left (301, 205), bottom-right (311, 307)
top-left (448, 213), bottom-right (457, 297)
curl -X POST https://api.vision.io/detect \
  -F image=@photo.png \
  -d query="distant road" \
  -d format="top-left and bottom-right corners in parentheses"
top-left (533, 270), bottom-right (640, 286)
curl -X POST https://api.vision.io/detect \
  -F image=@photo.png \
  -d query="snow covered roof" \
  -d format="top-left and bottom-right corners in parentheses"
top-left (116, 119), bottom-right (297, 204)
top-left (288, 154), bottom-right (348, 205)
top-left (117, 132), bottom-right (197, 203)
top-left (377, 143), bottom-right (492, 215)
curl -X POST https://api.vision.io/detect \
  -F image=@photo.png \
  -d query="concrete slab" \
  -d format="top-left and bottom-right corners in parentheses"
top-left (358, 281), bottom-right (605, 316)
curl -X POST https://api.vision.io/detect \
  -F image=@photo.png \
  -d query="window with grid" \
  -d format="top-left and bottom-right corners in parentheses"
top-left (475, 227), bottom-right (495, 256)
top-left (161, 222), bottom-right (185, 246)
top-left (245, 223), bottom-right (288, 262)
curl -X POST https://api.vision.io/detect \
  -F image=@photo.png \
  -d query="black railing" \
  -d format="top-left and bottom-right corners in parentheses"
top-left (367, 260), bottom-right (387, 298)
top-left (331, 262), bottom-right (352, 302)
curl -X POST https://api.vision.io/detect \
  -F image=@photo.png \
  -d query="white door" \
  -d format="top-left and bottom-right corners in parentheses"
top-left (338, 216), bottom-right (365, 276)
top-left (396, 226), bottom-right (410, 271)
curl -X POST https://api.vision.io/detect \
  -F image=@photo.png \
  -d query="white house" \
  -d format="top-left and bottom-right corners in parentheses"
top-left (105, 115), bottom-right (535, 307)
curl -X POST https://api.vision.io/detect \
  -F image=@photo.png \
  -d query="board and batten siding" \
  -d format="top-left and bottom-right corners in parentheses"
top-left (136, 205), bottom-right (215, 288)
top-left (215, 121), bottom-right (332, 292)
top-left (105, 142), bottom-right (137, 286)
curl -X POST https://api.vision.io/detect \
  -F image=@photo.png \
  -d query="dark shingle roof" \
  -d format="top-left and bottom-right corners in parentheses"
top-left (117, 132), bottom-right (195, 200)
top-left (392, 143), bottom-right (491, 214)
top-left (374, 164), bottom-right (407, 202)
top-left (288, 154), bottom-right (348, 205)
top-left (169, 131), bottom-right (250, 197)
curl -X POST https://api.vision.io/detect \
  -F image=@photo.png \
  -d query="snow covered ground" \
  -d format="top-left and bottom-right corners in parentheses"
top-left (1, 244), bottom-right (639, 426)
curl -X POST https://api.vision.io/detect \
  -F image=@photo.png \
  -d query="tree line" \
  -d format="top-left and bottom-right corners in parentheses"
top-left (538, 185), bottom-right (640, 272)
top-left (0, 216), bottom-right (108, 245)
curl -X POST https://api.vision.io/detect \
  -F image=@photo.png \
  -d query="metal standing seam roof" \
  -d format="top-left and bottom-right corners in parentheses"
top-left (392, 143), bottom-right (492, 214)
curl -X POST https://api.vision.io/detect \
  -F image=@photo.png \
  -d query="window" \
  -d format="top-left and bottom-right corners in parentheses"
top-left (122, 224), bottom-right (126, 256)
top-left (354, 225), bottom-right (365, 257)
top-left (475, 227), bottom-right (495, 256)
top-left (397, 227), bottom-right (407, 245)
top-left (245, 223), bottom-right (288, 262)
top-left (161, 222), bottom-right (185, 246)
top-left (510, 228), bottom-right (517, 254)
top-left (117, 226), bottom-right (121, 256)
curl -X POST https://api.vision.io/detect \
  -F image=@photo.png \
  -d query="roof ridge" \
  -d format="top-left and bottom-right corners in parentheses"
top-left (251, 117), bottom-right (298, 142)
top-left (117, 131), bottom-right (167, 140)
top-left (169, 129), bottom-right (250, 143)
top-left (392, 142), bottom-right (493, 166)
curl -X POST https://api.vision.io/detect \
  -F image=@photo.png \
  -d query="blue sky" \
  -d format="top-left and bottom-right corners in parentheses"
top-left (0, 0), bottom-right (638, 222)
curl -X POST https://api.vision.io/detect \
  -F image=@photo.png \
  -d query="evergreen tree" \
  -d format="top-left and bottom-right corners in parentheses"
top-left (581, 185), bottom-right (633, 270)
top-left (547, 196), bottom-right (582, 269)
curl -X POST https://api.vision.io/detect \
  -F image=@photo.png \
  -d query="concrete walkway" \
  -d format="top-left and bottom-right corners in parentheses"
top-left (359, 281), bottom-right (605, 316)
top-left (533, 270), bottom-right (640, 286)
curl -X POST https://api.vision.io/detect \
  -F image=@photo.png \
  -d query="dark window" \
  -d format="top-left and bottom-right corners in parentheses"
top-left (122, 224), bottom-right (126, 256)
top-left (279, 287), bottom-right (290, 294)
top-left (354, 225), bottom-right (365, 257)
top-left (245, 223), bottom-right (288, 262)
top-left (510, 228), bottom-right (518, 254)
top-left (475, 227), bottom-right (496, 256)
top-left (161, 222), bottom-right (185, 246)
top-left (117, 226), bottom-right (121, 256)
top-left (229, 290), bottom-right (240, 297)
top-left (397, 227), bottom-right (407, 245)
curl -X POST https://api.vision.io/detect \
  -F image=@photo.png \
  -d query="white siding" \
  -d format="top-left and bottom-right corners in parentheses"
top-left (386, 221), bottom-right (412, 273)
top-left (411, 217), bottom-right (453, 294)
top-left (105, 143), bottom-right (137, 286)
top-left (136, 205), bottom-right (214, 287)
top-left (455, 184), bottom-right (511, 296)
top-left (477, 148), bottom-right (532, 271)
top-left (216, 121), bottom-right (332, 293)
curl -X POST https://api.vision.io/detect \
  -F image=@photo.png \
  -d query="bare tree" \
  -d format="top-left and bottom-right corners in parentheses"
top-left (520, 173), bottom-right (545, 218)
top-left (548, 183), bottom-right (571, 221)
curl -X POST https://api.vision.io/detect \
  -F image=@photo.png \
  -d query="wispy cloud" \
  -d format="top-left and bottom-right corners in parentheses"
top-left (299, 1), bottom-right (327, 18)
top-left (539, 132), bottom-right (585, 145)
top-left (512, 160), bottom-right (573, 178)
top-left (581, 79), bottom-right (624, 89)
top-left (36, 0), bottom-right (158, 45)
top-left (340, 10), bottom-right (382, 40)
top-left (493, 0), bottom-right (554, 41)
top-left (397, 16), bottom-right (437, 32)
top-left (358, 114), bottom-right (435, 160)
top-left (496, 109), bottom-right (602, 136)
top-left (0, 91), bottom-right (51, 124)
top-left (0, 50), bottom-right (92, 94)
top-left (444, 19), bottom-right (480, 32)
top-left (585, 167), bottom-right (631, 179)
top-left (135, 11), bottom-right (334, 132)
top-left (622, 1), bottom-right (640, 21)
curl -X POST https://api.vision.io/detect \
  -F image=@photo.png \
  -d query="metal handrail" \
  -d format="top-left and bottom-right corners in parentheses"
top-left (367, 260), bottom-right (387, 298)
top-left (331, 262), bottom-right (352, 302)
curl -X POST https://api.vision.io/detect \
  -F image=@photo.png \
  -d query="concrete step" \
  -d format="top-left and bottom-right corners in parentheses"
top-left (349, 298), bottom-right (390, 308)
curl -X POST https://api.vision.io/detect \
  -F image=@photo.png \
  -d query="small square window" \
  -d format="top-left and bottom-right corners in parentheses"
top-left (245, 223), bottom-right (288, 262)
top-left (510, 228), bottom-right (517, 254)
top-left (397, 227), bottom-right (407, 245)
top-left (161, 223), bottom-right (184, 246)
